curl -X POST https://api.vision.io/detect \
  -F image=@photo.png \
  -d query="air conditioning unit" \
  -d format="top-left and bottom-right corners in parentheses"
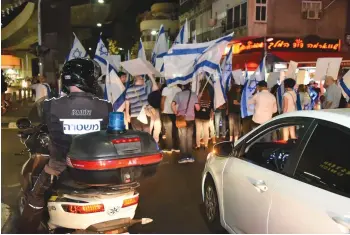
top-left (306, 9), bottom-right (321, 19)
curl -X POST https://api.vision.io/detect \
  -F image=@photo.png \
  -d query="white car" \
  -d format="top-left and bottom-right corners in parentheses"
top-left (202, 109), bottom-right (350, 234)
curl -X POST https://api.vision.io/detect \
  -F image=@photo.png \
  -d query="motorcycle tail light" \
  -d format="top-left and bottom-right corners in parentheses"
top-left (111, 137), bottom-right (140, 144)
top-left (122, 195), bottom-right (139, 208)
top-left (62, 204), bottom-right (105, 214)
top-left (66, 153), bottom-right (163, 171)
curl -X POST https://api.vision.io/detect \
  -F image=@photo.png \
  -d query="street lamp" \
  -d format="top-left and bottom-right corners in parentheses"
top-left (97, 23), bottom-right (102, 27)
top-left (89, 47), bottom-right (92, 51)
top-left (151, 30), bottom-right (157, 36)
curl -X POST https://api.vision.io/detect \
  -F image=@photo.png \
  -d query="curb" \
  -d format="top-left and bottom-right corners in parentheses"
top-left (1, 203), bottom-right (11, 230)
top-left (1, 122), bottom-right (41, 129)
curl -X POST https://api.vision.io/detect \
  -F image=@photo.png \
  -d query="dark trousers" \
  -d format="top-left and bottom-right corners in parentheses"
top-left (242, 116), bottom-right (253, 135)
top-left (130, 117), bottom-right (150, 133)
top-left (214, 109), bottom-right (227, 137)
top-left (162, 113), bottom-right (179, 150)
top-left (178, 120), bottom-right (194, 157)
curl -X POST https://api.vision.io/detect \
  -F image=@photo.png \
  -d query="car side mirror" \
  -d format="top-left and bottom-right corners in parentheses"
top-left (213, 141), bottom-right (234, 157)
top-left (16, 118), bottom-right (31, 129)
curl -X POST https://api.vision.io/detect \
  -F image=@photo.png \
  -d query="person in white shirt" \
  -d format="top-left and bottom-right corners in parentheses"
top-left (323, 76), bottom-right (342, 109)
top-left (30, 76), bottom-right (50, 117)
top-left (282, 78), bottom-right (297, 140)
top-left (298, 84), bottom-right (311, 110)
top-left (160, 84), bottom-right (182, 152)
top-left (248, 80), bottom-right (277, 128)
top-left (31, 76), bottom-right (50, 102)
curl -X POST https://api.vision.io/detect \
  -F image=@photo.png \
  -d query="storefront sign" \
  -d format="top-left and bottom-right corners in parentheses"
top-left (231, 37), bottom-right (341, 54)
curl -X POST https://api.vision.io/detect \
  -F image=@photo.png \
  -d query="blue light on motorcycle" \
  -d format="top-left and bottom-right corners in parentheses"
top-left (107, 112), bottom-right (125, 132)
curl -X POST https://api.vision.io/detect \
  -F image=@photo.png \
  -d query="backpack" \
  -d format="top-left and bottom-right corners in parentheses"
top-left (338, 94), bottom-right (347, 108)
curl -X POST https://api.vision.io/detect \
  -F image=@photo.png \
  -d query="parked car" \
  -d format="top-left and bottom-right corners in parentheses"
top-left (202, 109), bottom-right (350, 234)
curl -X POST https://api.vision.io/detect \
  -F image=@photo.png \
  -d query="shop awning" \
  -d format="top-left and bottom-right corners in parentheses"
top-left (232, 52), bottom-right (264, 71)
top-left (271, 51), bottom-right (350, 67)
top-left (1, 55), bottom-right (21, 69)
top-left (232, 51), bottom-right (350, 71)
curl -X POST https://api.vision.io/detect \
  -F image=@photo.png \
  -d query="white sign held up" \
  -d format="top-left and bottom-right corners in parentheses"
top-left (314, 57), bottom-right (342, 81)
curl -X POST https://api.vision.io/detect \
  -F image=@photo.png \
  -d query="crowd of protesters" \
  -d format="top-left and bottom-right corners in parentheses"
top-left (112, 71), bottom-right (349, 163)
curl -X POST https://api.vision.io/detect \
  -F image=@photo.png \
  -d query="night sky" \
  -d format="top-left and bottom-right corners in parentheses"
top-left (99, 0), bottom-right (178, 50)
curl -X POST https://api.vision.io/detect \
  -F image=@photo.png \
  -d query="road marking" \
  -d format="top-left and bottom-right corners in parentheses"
top-left (6, 183), bottom-right (20, 188)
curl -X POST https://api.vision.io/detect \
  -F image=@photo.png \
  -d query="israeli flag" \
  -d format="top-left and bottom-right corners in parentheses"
top-left (66, 33), bottom-right (88, 61)
top-left (339, 71), bottom-right (350, 101)
top-left (308, 87), bottom-right (318, 110)
top-left (94, 36), bottom-right (109, 75)
top-left (241, 57), bottom-right (266, 118)
top-left (164, 33), bottom-right (234, 86)
top-left (104, 64), bottom-right (126, 112)
top-left (221, 46), bottom-right (233, 93)
top-left (174, 19), bottom-right (188, 45)
top-left (151, 25), bottom-right (168, 66)
top-left (138, 38), bottom-right (146, 60)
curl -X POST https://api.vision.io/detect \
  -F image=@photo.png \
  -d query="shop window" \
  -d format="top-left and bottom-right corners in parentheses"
top-left (295, 123), bottom-right (350, 198)
top-left (255, 0), bottom-right (267, 22)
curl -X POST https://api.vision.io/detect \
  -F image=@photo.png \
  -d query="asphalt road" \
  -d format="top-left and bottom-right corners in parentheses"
top-left (1, 129), bottom-right (216, 234)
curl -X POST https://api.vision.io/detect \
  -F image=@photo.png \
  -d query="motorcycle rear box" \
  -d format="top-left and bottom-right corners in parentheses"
top-left (66, 130), bottom-right (162, 185)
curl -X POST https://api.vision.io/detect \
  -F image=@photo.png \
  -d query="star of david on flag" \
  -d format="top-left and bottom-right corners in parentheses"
top-left (94, 36), bottom-right (109, 74)
top-left (66, 33), bottom-right (88, 62)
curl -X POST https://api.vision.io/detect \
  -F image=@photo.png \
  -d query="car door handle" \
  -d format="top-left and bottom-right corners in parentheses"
top-left (251, 180), bottom-right (268, 193)
top-left (332, 217), bottom-right (350, 233)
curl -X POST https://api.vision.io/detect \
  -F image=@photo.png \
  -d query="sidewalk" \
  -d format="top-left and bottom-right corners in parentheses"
top-left (1, 203), bottom-right (11, 230)
top-left (1, 100), bottom-right (35, 129)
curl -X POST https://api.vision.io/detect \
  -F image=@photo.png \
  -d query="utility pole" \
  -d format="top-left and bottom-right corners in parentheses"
top-left (38, 0), bottom-right (43, 76)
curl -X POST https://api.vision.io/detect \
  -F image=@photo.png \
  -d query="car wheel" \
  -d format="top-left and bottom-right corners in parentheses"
top-left (204, 178), bottom-right (225, 233)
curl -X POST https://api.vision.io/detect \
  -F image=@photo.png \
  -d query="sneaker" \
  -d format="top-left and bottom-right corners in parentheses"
top-left (187, 157), bottom-right (195, 163)
top-left (178, 157), bottom-right (195, 164)
top-left (162, 149), bottom-right (172, 153)
top-left (178, 158), bottom-right (189, 164)
top-left (172, 149), bottom-right (180, 153)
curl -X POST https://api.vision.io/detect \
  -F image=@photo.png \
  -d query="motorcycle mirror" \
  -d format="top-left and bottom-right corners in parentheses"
top-left (16, 118), bottom-right (31, 129)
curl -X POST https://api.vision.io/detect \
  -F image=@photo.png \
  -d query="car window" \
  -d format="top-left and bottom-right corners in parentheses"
top-left (240, 124), bottom-right (307, 172)
top-left (295, 123), bottom-right (350, 198)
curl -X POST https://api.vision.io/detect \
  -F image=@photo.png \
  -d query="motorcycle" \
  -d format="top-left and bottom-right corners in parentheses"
top-left (16, 100), bottom-right (162, 233)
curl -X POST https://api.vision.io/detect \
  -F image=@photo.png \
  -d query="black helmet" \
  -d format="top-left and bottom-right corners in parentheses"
top-left (61, 58), bottom-right (101, 93)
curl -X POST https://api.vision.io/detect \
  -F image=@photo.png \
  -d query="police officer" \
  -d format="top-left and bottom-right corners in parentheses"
top-left (18, 58), bottom-right (113, 233)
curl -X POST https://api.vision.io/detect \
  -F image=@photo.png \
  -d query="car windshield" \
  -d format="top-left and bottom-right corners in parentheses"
top-left (27, 96), bottom-right (48, 124)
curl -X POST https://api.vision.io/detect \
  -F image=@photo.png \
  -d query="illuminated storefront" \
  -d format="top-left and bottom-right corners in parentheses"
top-left (1, 55), bottom-right (21, 81)
top-left (228, 36), bottom-right (349, 72)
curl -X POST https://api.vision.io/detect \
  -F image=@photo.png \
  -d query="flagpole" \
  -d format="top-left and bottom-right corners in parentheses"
top-left (199, 75), bottom-right (210, 97)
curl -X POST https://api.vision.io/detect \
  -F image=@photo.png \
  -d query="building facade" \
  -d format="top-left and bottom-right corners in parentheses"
top-left (138, 3), bottom-right (179, 59)
top-left (180, 0), bottom-right (350, 71)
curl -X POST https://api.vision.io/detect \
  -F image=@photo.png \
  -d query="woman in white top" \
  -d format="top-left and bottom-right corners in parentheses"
top-left (298, 84), bottom-right (311, 110)
top-left (282, 78), bottom-right (297, 140)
